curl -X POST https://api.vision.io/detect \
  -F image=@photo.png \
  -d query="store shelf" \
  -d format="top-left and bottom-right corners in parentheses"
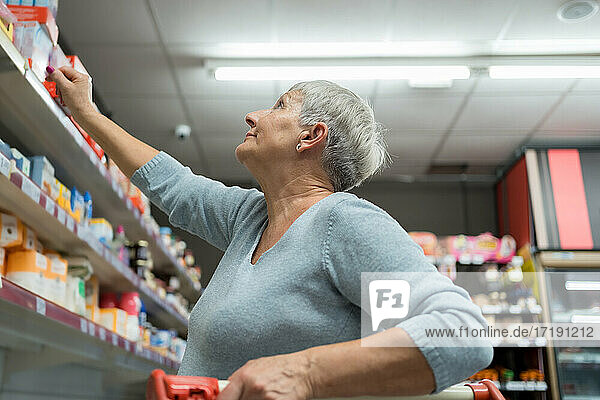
top-left (538, 251), bottom-right (600, 268)
top-left (0, 277), bottom-right (179, 372)
top-left (559, 352), bottom-right (600, 365)
top-left (501, 381), bottom-right (548, 392)
top-left (0, 36), bottom-right (201, 303)
top-left (481, 304), bottom-right (543, 315)
top-left (0, 154), bottom-right (188, 336)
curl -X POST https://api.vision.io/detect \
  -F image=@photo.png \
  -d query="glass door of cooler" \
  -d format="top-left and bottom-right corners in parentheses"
top-left (543, 268), bottom-right (600, 400)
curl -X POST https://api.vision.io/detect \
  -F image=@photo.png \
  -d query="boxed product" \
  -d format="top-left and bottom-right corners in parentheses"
top-left (0, 138), bottom-right (11, 159)
top-left (69, 116), bottom-right (104, 160)
top-left (29, 155), bottom-right (57, 196)
top-left (69, 186), bottom-right (84, 222)
top-left (6, 249), bottom-right (48, 295)
top-left (7, 4), bottom-right (58, 43)
top-left (65, 255), bottom-right (93, 280)
top-left (65, 275), bottom-right (85, 315)
top-left (44, 251), bottom-right (67, 306)
top-left (99, 307), bottom-right (127, 337)
top-left (10, 148), bottom-right (30, 176)
top-left (15, 225), bottom-right (37, 251)
top-left (0, 247), bottom-right (6, 276)
top-left (89, 218), bottom-right (113, 244)
top-left (0, 213), bottom-right (23, 248)
top-left (12, 20), bottom-right (52, 80)
top-left (56, 181), bottom-right (71, 211)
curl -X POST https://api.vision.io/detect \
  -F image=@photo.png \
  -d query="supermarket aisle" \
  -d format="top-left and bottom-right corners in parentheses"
top-left (1, 1), bottom-right (600, 399)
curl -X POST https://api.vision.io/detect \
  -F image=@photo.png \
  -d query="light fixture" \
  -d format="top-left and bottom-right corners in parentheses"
top-left (565, 280), bottom-right (600, 290)
top-left (571, 315), bottom-right (600, 323)
top-left (489, 65), bottom-right (600, 79)
top-left (214, 66), bottom-right (470, 82)
top-left (557, 0), bottom-right (599, 23)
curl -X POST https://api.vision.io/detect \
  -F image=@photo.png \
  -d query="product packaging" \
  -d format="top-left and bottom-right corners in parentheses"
top-left (10, 148), bottom-right (30, 176)
top-left (44, 252), bottom-right (66, 306)
top-left (0, 247), bottom-right (6, 277)
top-left (7, 4), bottom-right (58, 43)
top-left (0, 138), bottom-right (11, 159)
top-left (69, 186), bottom-right (84, 222)
top-left (31, 0), bottom-right (58, 17)
top-left (119, 291), bottom-right (140, 341)
top-left (12, 20), bottom-right (52, 80)
top-left (65, 275), bottom-right (85, 315)
top-left (14, 224), bottom-right (37, 251)
top-left (0, 213), bottom-right (24, 248)
top-left (85, 275), bottom-right (99, 319)
top-left (69, 116), bottom-right (104, 160)
top-left (99, 307), bottom-right (127, 337)
top-left (28, 155), bottom-right (57, 196)
top-left (56, 181), bottom-right (71, 211)
top-left (89, 218), bottom-right (113, 244)
top-left (6, 249), bottom-right (48, 295)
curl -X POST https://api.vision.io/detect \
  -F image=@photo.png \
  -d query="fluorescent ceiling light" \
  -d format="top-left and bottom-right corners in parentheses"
top-left (490, 65), bottom-right (600, 79)
top-left (214, 66), bottom-right (470, 81)
top-left (565, 280), bottom-right (600, 291)
top-left (571, 315), bottom-right (600, 323)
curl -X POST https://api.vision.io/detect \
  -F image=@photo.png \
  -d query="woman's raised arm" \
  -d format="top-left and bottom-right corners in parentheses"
top-left (45, 65), bottom-right (158, 177)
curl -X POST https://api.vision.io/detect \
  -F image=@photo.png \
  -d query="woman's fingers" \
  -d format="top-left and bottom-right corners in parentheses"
top-left (58, 65), bottom-right (80, 81)
top-left (217, 378), bottom-right (244, 400)
top-left (45, 66), bottom-right (72, 89)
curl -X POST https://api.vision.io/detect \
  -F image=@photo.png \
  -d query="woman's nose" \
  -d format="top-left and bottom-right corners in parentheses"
top-left (245, 112), bottom-right (257, 128)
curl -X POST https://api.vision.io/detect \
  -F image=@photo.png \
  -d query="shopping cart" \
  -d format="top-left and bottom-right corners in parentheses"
top-left (147, 369), bottom-right (505, 400)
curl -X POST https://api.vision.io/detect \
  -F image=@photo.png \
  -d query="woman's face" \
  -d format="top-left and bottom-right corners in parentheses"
top-left (235, 91), bottom-right (304, 172)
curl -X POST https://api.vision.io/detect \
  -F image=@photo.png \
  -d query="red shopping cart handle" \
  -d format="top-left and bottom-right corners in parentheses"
top-left (147, 370), bottom-right (505, 400)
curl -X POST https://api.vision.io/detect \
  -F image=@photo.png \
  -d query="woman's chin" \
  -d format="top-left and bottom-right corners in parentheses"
top-left (235, 142), bottom-right (252, 164)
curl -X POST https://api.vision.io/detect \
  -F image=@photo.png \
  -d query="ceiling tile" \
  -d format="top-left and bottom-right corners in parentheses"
top-left (386, 133), bottom-right (444, 160)
top-left (572, 79), bottom-right (600, 92)
top-left (153, 0), bottom-right (271, 43)
top-left (504, 0), bottom-right (600, 40)
top-left (474, 77), bottom-right (575, 94)
top-left (454, 95), bottom-right (560, 130)
top-left (392, 0), bottom-right (519, 40)
top-left (70, 45), bottom-right (176, 95)
top-left (379, 162), bottom-right (431, 177)
top-left (450, 128), bottom-right (529, 137)
top-left (375, 96), bottom-right (465, 131)
top-left (376, 79), bottom-right (475, 97)
top-left (106, 97), bottom-right (187, 137)
top-left (57, 0), bottom-right (158, 45)
top-left (200, 138), bottom-right (254, 182)
top-left (540, 94), bottom-right (600, 130)
top-left (273, 0), bottom-right (392, 42)
top-left (435, 134), bottom-right (524, 163)
top-left (186, 97), bottom-right (275, 138)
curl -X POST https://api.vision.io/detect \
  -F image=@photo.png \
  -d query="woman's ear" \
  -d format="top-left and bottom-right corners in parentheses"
top-left (298, 122), bottom-right (328, 152)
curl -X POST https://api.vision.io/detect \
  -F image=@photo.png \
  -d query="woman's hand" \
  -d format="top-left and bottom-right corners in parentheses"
top-left (45, 66), bottom-right (97, 120)
top-left (217, 352), bottom-right (315, 400)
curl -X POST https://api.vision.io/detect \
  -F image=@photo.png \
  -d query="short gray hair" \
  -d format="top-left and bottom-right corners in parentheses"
top-left (288, 80), bottom-right (389, 192)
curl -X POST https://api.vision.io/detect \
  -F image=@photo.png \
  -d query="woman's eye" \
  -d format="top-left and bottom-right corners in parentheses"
top-left (275, 101), bottom-right (283, 109)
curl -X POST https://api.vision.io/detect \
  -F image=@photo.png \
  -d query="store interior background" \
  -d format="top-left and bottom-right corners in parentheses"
top-left (45, 0), bottom-right (600, 285)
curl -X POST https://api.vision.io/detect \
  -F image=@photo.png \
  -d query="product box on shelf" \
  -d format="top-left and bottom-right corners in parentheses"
top-left (12, 20), bottom-right (51, 81)
top-left (10, 148), bottom-right (30, 176)
top-left (15, 224), bottom-right (36, 251)
top-left (0, 247), bottom-right (6, 277)
top-left (7, 4), bottom-right (58, 43)
top-left (44, 251), bottom-right (67, 306)
top-left (99, 307), bottom-right (127, 337)
top-left (0, 1), bottom-right (16, 40)
top-left (0, 213), bottom-right (24, 248)
top-left (29, 155), bottom-right (57, 195)
top-left (5, 249), bottom-right (48, 296)
top-left (69, 116), bottom-right (104, 160)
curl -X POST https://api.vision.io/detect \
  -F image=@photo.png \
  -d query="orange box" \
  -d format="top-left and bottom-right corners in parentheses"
top-left (7, 5), bottom-right (58, 43)
top-left (14, 225), bottom-right (37, 251)
top-left (100, 308), bottom-right (127, 337)
top-left (0, 247), bottom-right (6, 276)
top-left (0, 213), bottom-right (23, 248)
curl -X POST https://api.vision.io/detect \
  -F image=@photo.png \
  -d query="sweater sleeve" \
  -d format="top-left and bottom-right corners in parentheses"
top-left (323, 197), bottom-right (493, 392)
top-left (130, 152), bottom-right (264, 251)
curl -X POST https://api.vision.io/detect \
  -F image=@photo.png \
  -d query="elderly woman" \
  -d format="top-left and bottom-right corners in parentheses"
top-left (46, 66), bottom-right (492, 400)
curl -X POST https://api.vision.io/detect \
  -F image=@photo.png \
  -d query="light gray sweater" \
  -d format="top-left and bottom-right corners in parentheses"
top-left (131, 152), bottom-right (493, 392)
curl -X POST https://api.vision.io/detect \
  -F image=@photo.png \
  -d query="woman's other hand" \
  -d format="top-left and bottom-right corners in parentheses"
top-left (45, 66), bottom-right (96, 120)
top-left (218, 353), bottom-right (315, 400)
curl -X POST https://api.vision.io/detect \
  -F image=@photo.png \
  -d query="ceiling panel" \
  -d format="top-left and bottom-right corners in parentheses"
top-left (273, 0), bottom-right (392, 42)
top-left (200, 138), bottom-right (254, 182)
top-left (454, 94), bottom-right (560, 130)
top-left (106, 97), bottom-right (187, 137)
top-left (143, 134), bottom-right (203, 171)
top-left (376, 96), bottom-right (465, 131)
top-left (386, 133), bottom-right (444, 160)
top-left (504, 0), bottom-right (600, 40)
top-left (435, 134), bottom-right (524, 162)
top-left (474, 77), bottom-right (575, 94)
top-left (540, 94), bottom-right (600, 131)
top-left (153, 0), bottom-right (271, 43)
top-left (376, 79), bottom-right (475, 97)
top-left (572, 79), bottom-right (600, 92)
top-left (533, 131), bottom-right (600, 140)
top-left (186, 97), bottom-right (276, 138)
top-left (70, 45), bottom-right (177, 95)
top-left (379, 162), bottom-right (431, 177)
top-left (391, 0), bottom-right (519, 40)
top-left (450, 128), bottom-right (529, 137)
top-left (58, 0), bottom-right (158, 45)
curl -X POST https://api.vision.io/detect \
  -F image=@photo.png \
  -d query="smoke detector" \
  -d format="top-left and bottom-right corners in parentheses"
top-left (557, 0), bottom-right (599, 22)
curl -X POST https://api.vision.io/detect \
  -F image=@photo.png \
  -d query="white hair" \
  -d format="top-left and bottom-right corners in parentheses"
top-left (288, 80), bottom-right (389, 192)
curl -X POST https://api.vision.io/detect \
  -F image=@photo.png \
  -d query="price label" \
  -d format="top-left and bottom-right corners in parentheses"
top-left (80, 318), bottom-right (88, 334)
top-left (99, 163), bottom-right (107, 177)
top-left (66, 217), bottom-right (75, 232)
top-left (525, 381), bottom-right (536, 391)
top-left (45, 197), bottom-right (55, 215)
top-left (36, 297), bottom-right (46, 315)
top-left (22, 179), bottom-right (41, 203)
top-left (111, 179), bottom-right (118, 192)
top-left (133, 208), bottom-right (140, 219)
top-left (112, 333), bottom-right (118, 346)
top-left (509, 305), bottom-right (521, 314)
top-left (99, 327), bottom-right (106, 341)
top-left (117, 187), bottom-right (124, 199)
top-left (126, 199), bottom-right (132, 210)
top-left (0, 154), bottom-right (10, 177)
top-left (124, 341), bottom-right (130, 352)
top-left (88, 321), bottom-right (95, 337)
top-left (57, 208), bottom-right (66, 225)
top-left (88, 150), bottom-right (96, 165)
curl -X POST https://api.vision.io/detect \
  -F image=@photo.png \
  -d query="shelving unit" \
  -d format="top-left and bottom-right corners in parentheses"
top-left (0, 151), bottom-right (188, 336)
top-left (0, 277), bottom-right (177, 399)
top-left (0, 31), bottom-right (201, 303)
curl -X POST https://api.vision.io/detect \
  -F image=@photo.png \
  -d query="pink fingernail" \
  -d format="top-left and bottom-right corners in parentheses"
top-left (46, 66), bottom-right (55, 74)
